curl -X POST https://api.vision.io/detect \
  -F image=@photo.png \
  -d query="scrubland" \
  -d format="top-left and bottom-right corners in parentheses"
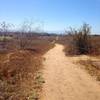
top-left (0, 21), bottom-right (100, 99)
top-left (60, 24), bottom-right (100, 82)
top-left (0, 33), bottom-right (55, 100)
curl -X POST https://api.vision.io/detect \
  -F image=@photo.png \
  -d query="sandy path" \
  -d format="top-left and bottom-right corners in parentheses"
top-left (40, 44), bottom-right (100, 100)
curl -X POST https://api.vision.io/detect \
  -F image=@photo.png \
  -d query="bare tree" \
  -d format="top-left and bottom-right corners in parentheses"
top-left (18, 20), bottom-right (34, 49)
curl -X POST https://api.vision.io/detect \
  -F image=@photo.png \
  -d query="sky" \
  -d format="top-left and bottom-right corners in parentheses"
top-left (0, 0), bottom-right (100, 33)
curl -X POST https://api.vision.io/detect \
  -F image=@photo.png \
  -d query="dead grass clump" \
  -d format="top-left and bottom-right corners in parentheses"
top-left (0, 50), bottom-right (42, 99)
top-left (90, 36), bottom-right (100, 55)
top-left (79, 60), bottom-right (100, 81)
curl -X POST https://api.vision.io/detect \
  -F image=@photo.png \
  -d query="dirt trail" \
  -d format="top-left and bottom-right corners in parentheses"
top-left (40, 44), bottom-right (100, 100)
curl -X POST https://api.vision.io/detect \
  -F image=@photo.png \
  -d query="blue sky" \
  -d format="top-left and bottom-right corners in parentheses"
top-left (0, 0), bottom-right (100, 33)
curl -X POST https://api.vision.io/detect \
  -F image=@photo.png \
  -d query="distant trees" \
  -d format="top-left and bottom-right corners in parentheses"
top-left (0, 21), bottom-right (14, 35)
top-left (0, 22), bottom-right (13, 51)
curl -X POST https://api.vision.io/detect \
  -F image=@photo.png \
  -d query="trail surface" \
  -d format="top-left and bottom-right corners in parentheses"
top-left (40, 44), bottom-right (100, 100)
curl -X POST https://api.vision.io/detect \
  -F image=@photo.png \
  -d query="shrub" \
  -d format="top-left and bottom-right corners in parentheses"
top-left (69, 23), bottom-right (92, 55)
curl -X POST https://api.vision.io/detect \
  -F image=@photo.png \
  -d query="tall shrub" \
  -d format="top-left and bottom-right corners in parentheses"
top-left (72, 23), bottom-right (92, 54)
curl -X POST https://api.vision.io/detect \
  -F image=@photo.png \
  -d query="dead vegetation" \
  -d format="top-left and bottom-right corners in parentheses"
top-left (78, 59), bottom-right (100, 81)
top-left (63, 23), bottom-right (100, 56)
top-left (0, 38), bottom-right (54, 100)
top-left (63, 34), bottom-right (100, 81)
top-left (0, 21), bottom-right (55, 100)
top-left (0, 50), bottom-right (40, 99)
top-left (60, 23), bottom-right (100, 82)
top-left (64, 23), bottom-right (92, 55)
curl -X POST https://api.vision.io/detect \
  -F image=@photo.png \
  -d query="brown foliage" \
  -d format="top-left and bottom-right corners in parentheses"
top-left (0, 37), bottom-right (54, 99)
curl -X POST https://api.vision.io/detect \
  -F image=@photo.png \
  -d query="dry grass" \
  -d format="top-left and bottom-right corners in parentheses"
top-left (0, 38), bottom-right (55, 100)
top-left (63, 35), bottom-right (100, 56)
top-left (90, 36), bottom-right (100, 55)
top-left (0, 50), bottom-right (41, 99)
top-left (78, 59), bottom-right (100, 81)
